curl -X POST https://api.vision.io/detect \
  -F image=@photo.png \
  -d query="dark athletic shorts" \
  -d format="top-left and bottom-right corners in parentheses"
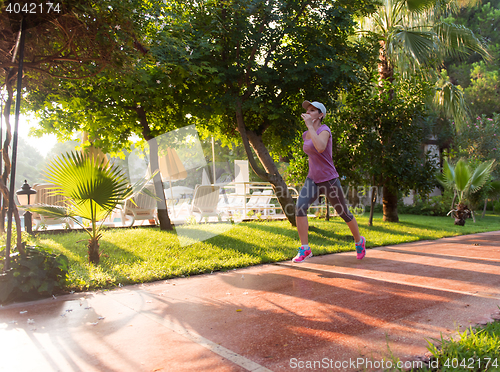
top-left (296, 177), bottom-right (354, 222)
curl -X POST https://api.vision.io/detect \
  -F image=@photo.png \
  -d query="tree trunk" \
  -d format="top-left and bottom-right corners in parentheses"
top-left (481, 198), bottom-right (487, 219)
top-left (379, 43), bottom-right (399, 223)
top-left (451, 190), bottom-right (457, 211)
top-left (369, 185), bottom-right (377, 226)
top-left (88, 238), bottom-right (100, 265)
top-left (246, 130), bottom-right (296, 226)
top-left (452, 203), bottom-right (472, 226)
top-left (235, 99), bottom-right (296, 226)
top-left (149, 139), bottom-right (173, 231)
top-left (0, 179), bottom-right (24, 255)
top-left (382, 182), bottom-right (399, 222)
top-left (1, 74), bottom-right (23, 252)
top-left (0, 76), bottom-right (14, 234)
top-left (137, 107), bottom-right (173, 231)
top-left (0, 195), bottom-right (5, 234)
top-left (378, 42), bottom-right (394, 100)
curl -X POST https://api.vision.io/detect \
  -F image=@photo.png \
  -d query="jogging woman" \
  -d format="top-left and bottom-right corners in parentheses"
top-left (293, 100), bottom-right (366, 263)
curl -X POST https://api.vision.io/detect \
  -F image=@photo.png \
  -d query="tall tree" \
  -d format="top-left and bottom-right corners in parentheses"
top-left (333, 78), bottom-right (438, 223)
top-left (165, 0), bottom-right (376, 226)
top-left (26, 1), bottom-right (212, 230)
top-left (0, 0), bottom-right (138, 237)
top-left (30, 0), bottom-right (377, 227)
top-left (357, 0), bottom-right (489, 221)
top-left (28, 59), bottom-right (195, 230)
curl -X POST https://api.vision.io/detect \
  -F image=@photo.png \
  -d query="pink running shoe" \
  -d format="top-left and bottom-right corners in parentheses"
top-left (292, 246), bottom-right (312, 263)
top-left (356, 236), bottom-right (366, 259)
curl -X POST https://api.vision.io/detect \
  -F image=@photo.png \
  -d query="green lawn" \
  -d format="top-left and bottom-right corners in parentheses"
top-left (30, 213), bottom-right (500, 291)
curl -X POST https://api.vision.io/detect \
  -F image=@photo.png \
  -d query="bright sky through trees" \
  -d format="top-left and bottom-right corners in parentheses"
top-left (16, 115), bottom-right (57, 156)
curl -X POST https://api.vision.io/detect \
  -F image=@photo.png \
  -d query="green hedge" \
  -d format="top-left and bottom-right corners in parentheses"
top-left (364, 189), bottom-right (454, 216)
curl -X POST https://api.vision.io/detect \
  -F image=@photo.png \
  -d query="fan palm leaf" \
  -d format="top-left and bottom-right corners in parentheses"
top-left (26, 205), bottom-right (75, 221)
top-left (28, 151), bottom-right (156, 264)
top-left (454, 159), bottom-right (471, 197)
top-left (434, 23), bottom-right (490, 60)
top-left (467, 160), bottom-right (495, 195)
top-left (391, 29), bottom-right (436, 67)
top-left (434, 81), bottom-right (471, 130)
top-left (436, 158), bottom-right (496, 207)
top-left (44, 152), bottom-right (131, 220)
top-left (406, 0), bottom-right (440, 11)
top-left (436, 157), bottom-right (455, 189)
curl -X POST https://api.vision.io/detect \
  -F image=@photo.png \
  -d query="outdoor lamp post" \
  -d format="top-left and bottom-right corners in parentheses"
top-left (16, 180), bottom-right (37, 234)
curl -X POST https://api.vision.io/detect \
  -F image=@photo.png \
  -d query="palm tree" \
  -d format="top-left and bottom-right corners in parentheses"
top-left (436, 158), bottom-right (495, 225)
top-left (29, 151), bottom-right (151, 264)
top-left (360, 0), bottom-right (489, 94)
top-left (357, 0), bottom-right (489, 222)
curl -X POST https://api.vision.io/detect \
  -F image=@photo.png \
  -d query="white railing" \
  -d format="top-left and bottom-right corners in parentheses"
top-left (217, 181), bottom-right (299, 217)
top-left (165, 181), bottom-right (360, 221)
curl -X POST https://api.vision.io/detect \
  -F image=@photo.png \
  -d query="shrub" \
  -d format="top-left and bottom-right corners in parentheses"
top-left (365, 187), bottom-right (455, 216)
top-left (396, 189), bottom-right (454, 216)
top-left (494, 200), bottom-right (500, 214)
top-left (372, 203), bottom-right (383, 213)
top-left (453, 114), bottom-right (500, 180)
top-left (0, 246), bottom-right (69, 304)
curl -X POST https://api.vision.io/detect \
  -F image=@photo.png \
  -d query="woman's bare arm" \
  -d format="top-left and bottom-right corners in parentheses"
top-left (308, 130), bottom-right (330, 153)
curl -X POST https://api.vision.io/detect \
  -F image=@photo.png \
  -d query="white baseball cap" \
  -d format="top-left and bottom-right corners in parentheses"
top-left (302, 100), bottom-right (327, 118)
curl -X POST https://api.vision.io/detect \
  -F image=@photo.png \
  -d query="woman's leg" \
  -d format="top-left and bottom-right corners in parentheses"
top-left (295, 178), bottom-right (319, 246)
top-left (297, 216), bottom-right (309, 245)
top-left (323, 178), bottom-right (361, 242)
top-left (346, 218), bottom-right (361, 243)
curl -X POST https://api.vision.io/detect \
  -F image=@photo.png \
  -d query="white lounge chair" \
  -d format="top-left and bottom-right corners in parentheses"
top-left (120, 184), bottom-right (157, 226)
top-left (254, 189), bottom-right (277, 215)
top-left (218, 189), bottom-right (277, 217)
top-left (246, 190), bottom-right (276, 216)
top-left (218, 192), bottom-right (246, 215)
top-left (241, 191), bottom-right (260, 211)
top-left (188, 185), bottom-right (220, 222)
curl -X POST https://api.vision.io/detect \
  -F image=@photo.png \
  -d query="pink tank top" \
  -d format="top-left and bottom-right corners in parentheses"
top-left (303, 124), bottom-right (339, 183)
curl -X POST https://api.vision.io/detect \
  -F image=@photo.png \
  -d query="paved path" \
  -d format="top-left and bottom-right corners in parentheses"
top-left (1, 231), bottom-right (500, 372)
